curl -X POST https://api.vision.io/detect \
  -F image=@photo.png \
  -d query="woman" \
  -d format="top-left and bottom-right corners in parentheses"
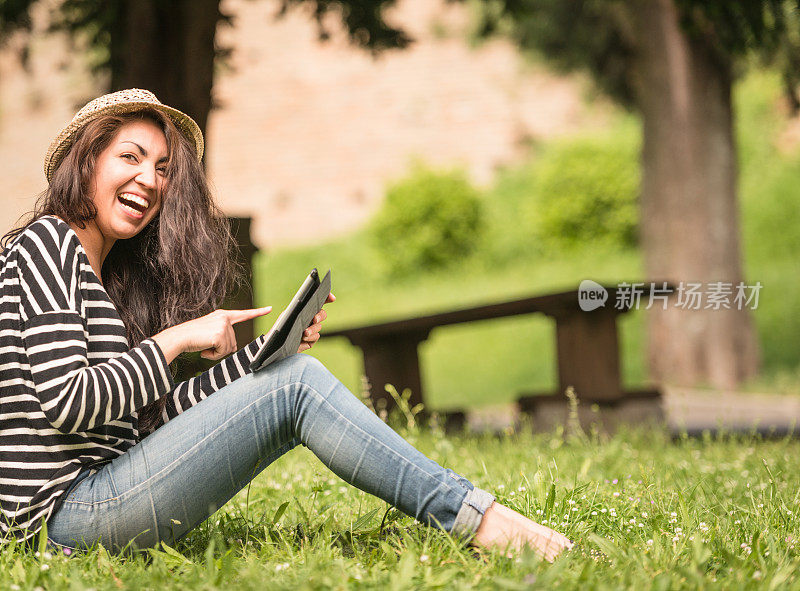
top-left (0, 89), bottom-right (570, 559)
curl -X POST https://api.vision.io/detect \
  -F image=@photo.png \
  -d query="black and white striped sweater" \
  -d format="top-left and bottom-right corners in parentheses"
top-left (0, 216), bottom-right (266, 542)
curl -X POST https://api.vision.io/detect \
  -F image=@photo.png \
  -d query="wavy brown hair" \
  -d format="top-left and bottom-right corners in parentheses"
top-left (2, 109), bottom-right (238, 433)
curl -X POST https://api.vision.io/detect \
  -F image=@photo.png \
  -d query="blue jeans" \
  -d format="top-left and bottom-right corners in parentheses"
top-left (46, 354), bottom-right (494, 552)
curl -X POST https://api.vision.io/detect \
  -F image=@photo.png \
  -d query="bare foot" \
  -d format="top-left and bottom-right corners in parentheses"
top-left (471, 502), bottom-right (572, 562)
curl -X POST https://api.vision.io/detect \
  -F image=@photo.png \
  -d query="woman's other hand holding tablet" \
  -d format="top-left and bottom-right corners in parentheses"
top-left (298, 292), bottom-right (336, 353)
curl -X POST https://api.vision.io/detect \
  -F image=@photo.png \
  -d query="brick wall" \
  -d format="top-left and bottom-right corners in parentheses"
top-left (0, 0), bottom-right (606, 248)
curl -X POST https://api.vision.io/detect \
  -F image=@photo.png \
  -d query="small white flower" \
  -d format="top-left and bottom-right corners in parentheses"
top-left (568, 499), bottom-right (576, 505)
top-left (518, 486), bottom-right (526, 492)
top-left (613, 492), bottom-right (620, 497)
top-left (40, 564), bottom-right (50, 571)
top-left (601, 508), bottom-right (607, 513)
top-left (638, 523), bottom-right (644, 528)
top-left (647, 539), bottom-right (653, 546)
top-left (419, 554), bottom-right (429, 563)
top-left (591, 511), bottom-right (597, 516)
top-left (641, 511), bottom-right (648, 518)
top-left (536, 509), bottom-right (543, 515)
top-left (670, 512), bottom-right (677, 517)
top-left (734, 520), bottom-right (741, 525)
top-left (275, 562), bottom-right (290, 572)
top-left (675, 527), bottom-right (682, 533)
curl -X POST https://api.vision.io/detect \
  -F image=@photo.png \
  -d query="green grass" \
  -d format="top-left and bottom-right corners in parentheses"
top-left (4, 424), bottom-right (800, 589)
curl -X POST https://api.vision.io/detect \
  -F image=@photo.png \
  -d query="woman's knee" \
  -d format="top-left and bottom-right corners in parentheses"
top-left (250, 353), bottom-right (335, 402)
top-left (281, 353), bottom-right (332, 386)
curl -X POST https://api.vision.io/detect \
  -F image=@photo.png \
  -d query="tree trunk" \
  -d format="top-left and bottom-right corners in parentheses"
top-left (630, 0), bottom-right (759, 389)
top-left (109, 0), bottom-right (220, 143)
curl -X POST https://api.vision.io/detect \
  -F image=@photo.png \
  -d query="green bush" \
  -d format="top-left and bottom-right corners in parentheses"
top-left (370, 165), bottom-right (484, 276)
top-left (528, 130), bottom-right (640, 251)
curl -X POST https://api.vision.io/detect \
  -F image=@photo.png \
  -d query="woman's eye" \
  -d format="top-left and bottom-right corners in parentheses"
top-left (121, 153), bottom-right (138, 163)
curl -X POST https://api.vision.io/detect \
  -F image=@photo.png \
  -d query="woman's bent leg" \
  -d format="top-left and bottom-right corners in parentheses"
top-left (47, 354), bottom-right (492, 552)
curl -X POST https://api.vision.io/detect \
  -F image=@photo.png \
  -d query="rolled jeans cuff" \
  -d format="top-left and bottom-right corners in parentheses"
top-left (451, 487), bottom-right (495, 540)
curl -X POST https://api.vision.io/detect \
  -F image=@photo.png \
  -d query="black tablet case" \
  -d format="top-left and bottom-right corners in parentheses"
top-left (250, 269), bottom-right (332, 372)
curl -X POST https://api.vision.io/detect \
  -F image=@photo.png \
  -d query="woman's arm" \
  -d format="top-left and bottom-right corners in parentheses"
top-left (154, 295), bottom-right (334, 427)
top-left (151, 307), bottom-right (272, 363)
top-left (153, 293), bottom-right (334, 361)
top-left (22, 310), bottom-right (175, 434)
top-left (16, 221), bottom-right (176, 434)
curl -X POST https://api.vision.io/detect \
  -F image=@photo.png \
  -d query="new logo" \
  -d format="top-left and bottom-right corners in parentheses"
top-left (578, 280), bottom-right (608, 312)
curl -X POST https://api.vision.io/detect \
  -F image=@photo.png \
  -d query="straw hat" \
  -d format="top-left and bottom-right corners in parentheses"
top-left (44, 88), bottom-right (204, 182)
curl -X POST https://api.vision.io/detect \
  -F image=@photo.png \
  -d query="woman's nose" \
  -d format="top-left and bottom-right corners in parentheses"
top-left (135, 165), bottom-right (157, 190)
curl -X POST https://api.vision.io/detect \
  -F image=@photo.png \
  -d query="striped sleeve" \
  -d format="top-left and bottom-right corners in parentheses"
top-left (162, 335), bottom-right (266, 423)
top-left (15, 221), bottom-right (175, 433)
top-left (22, 314), bottom-right (175, 434)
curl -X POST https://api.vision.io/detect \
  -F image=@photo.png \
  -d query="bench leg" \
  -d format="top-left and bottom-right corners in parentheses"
top-left (554, 310), bottom-right (622, 401)
top-left (350, 334), bottom-right (427, 412)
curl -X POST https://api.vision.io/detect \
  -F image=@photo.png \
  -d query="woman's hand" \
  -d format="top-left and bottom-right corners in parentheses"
top-left (298, 292), bottom-right (335, 353)
top-left (153, 307), bottom-right (273, 364)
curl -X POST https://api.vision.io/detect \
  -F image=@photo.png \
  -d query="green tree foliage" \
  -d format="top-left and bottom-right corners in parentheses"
top-left (529, 130), bottom-right (639, 252)
top-left (475, 0), bottom-right (800, 110)
top-left (473, 0), bottom-right (638, 106)
top-left (0, 0), bottom-right (411, 69)
top-left (370, 165), bottom-right (484, 276)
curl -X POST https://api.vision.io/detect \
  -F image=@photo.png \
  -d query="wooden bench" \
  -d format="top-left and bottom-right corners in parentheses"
top-left (324, 285), bottom-right (670, 413)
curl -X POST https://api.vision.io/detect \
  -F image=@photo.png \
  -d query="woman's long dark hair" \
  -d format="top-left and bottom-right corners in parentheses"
top-left (2, 109), bottom-right (238, 433)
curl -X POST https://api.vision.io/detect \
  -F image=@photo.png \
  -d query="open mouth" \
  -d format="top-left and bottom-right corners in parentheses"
top-left (117, 192), bottom-right (149, 216)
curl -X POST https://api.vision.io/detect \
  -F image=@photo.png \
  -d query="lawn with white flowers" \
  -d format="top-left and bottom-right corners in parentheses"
top-left (2, 422), bottom-right (799, 590)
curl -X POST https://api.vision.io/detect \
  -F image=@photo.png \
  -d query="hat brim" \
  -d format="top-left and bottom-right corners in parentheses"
top-left (44, 100), bottom-right (204, 182)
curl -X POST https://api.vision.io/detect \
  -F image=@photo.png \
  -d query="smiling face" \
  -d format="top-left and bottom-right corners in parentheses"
top-left (89, 118), bottom-right (169, 244)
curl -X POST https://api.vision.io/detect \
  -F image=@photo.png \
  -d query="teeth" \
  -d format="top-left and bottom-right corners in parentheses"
top-left (119, 202), bottom-right (142, 216)
top-left (118, 193), bottom-right (149, 210)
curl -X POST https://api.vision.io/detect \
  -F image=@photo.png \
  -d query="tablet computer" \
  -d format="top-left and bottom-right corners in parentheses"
top-left (250, 268), bottom-right (332, 371)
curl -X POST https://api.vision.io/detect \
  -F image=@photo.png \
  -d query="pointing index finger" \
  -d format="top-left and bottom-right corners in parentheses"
top-left (228, 306), bottom-right (272, 324)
